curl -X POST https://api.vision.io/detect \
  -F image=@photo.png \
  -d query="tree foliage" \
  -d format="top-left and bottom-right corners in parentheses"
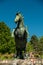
top-left (0, 22), bottom-right (43, 56)
top-left (26, 42), bottom-right (34, 52)
top-left (40, 36), bottom-right (43, 51)
top-left (0, 22), bottom-right (16, 53)
top-left (30, 35), bottom-right (39, 51)
top-left (30, 35), bottom-right (43, 55)
top-left (38, 36), bottom-right (43, 54)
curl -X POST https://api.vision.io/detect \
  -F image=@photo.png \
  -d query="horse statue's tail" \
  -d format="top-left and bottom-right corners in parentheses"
top-left (11, 29), bottom-right (15, 37)
top-left (25, 25), bottom-right (29, 38)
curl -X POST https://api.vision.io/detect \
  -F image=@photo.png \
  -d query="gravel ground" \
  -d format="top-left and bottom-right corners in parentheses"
top-left (0, 58), bottom-right (43, 65)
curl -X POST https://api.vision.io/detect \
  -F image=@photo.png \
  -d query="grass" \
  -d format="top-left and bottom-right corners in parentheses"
top-left (0, 53), bottom-right (43, 60)
top-left (0, 53), bottom-right (15, 60)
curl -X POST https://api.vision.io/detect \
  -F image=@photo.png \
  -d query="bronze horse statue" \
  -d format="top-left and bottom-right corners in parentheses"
top-left (14, 12), bottom-right (28, 59)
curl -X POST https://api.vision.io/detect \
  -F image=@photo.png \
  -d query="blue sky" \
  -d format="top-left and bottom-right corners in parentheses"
top-left (0, 0), bottom-right (43, 37)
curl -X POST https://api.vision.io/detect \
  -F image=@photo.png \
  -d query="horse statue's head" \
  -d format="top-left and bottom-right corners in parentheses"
top-left (14, 12), bottom-right (24, 23)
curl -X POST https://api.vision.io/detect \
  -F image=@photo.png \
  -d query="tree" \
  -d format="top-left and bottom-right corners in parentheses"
top-left (0, 22), bottom-right (16, 53)
top-left (40, 36), bottom-right (43, 49)
top-left (30, 35), bottom-right (39, 52)
top-left (26, 42), bottom-right (34, 52)
top-left (39, 36), bottom-right (43, 55)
